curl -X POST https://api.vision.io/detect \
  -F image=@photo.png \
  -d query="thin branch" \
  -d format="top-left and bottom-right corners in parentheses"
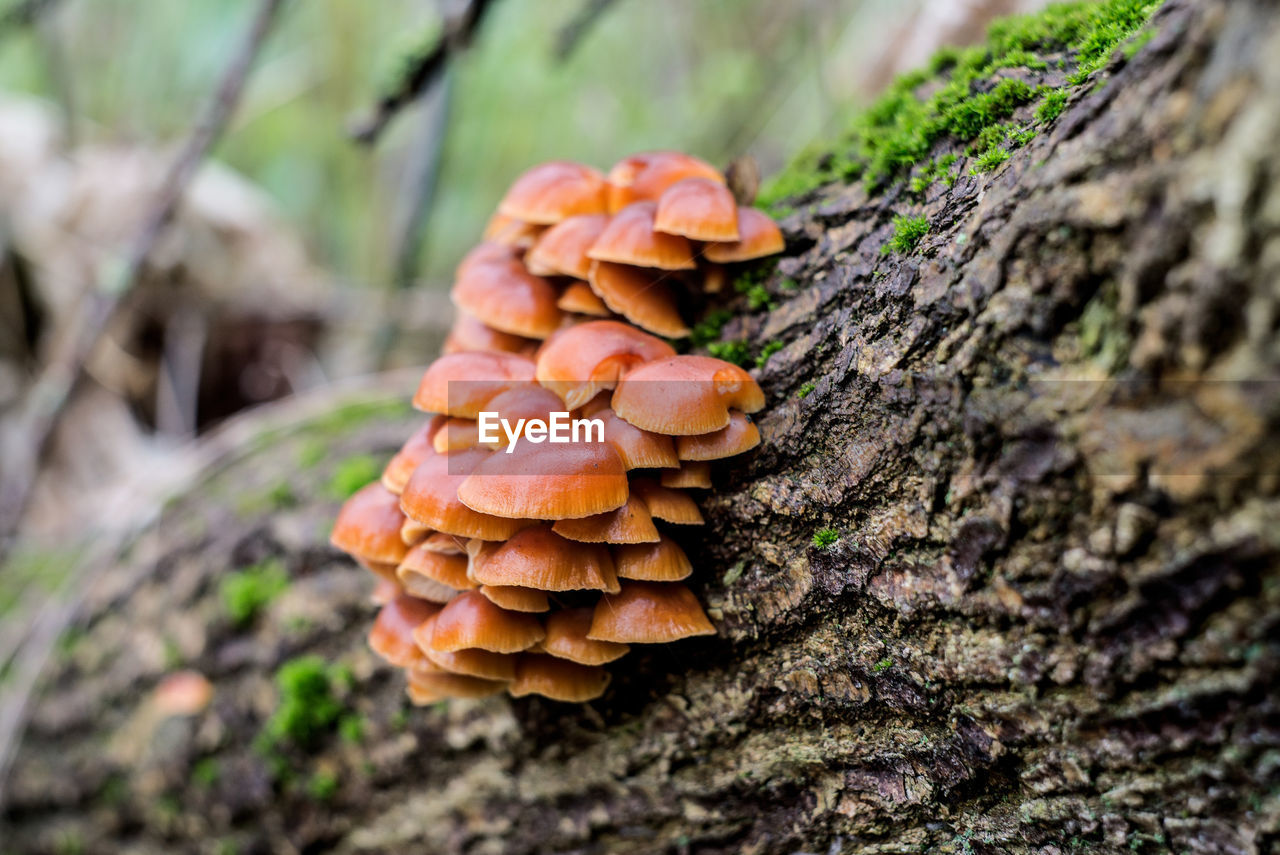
top-left (554, 0), bottom-right (620, 62)
top-left (348, 0), bottom-right (495, 146)
top-left (0, 0), bottom-right (285, 554)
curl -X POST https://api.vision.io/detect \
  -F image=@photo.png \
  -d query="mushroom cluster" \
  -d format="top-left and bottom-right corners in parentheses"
top-left (330, 151), bottom-right (782, 704)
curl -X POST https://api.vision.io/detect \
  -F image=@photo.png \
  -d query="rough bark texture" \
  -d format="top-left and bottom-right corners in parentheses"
top-left (4, 1), bottom-right (1280, 852)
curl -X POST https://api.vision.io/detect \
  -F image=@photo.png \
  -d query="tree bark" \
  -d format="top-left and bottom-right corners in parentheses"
top-left (3, 0), bottom-right (1279, 852)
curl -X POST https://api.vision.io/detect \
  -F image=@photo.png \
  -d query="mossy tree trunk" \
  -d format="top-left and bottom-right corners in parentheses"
top-left (4, 0), bottom-right (1280, 852)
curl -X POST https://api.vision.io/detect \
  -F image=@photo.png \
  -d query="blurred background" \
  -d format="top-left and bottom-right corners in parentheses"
top-left (0, 0), bottom-right (1043, 573)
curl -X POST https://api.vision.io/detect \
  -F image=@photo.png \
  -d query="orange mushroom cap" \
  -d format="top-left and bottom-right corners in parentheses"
top-left (534, 320), bottom-right (676, 410)
top-left (397, 542), bottom-right (473, 603)
top-left (400, 446), bottom-right (534, 540)
top-left (702, 207), bottom-right (785, 263)
top-left (412, 352), bottom-right (536, 417)
top-left (478, 585), bottom-right (551, 613)
top-left (525, 213), bottom-right (610, 279)
top-left (676, 410), bottom-right (761, 461)
top-left (451, 257), bottom-right (563, 340)
top-left (613, 534), bottom-right (693, 582)
top-left (630, 478), bottom-right (704, 525)
top-left (412, 613), bottom-right (519, 681)
top-left (457, 440), bottom-right (629, 520)
top-left (369, 594), bottom-right (442, 667)
top-left (551, 493), bottom-right (661, 544)
top-left (587, 261), bottom-right (689, 339)
top-left (382, 416), bottom-right (446, 495)
top-left (481, 214), bottom-right (545, 249)
top-left (509, 654), bottom-right (611, 702)
top-left (432, 417), bottom-right (481, 453)
top-left (498, 161), bottom-right (609, 225)
top-left (331, 482), bottom-right (411, 566)
top-left (400, 518), bottom-right (431, 546)
top-left (653, 177), bottom-right (740, 242)
top-left (607, 151), bottom-right (725, 212)
top-left (358, 557), bottom-right (401, 584)
top-left (421, 531), bottom-right (467, 554)
top-left (542, 607), bottom-right (630, 666)
top-left (430, 590), bottom-right (546, 653)
top-left (556, 280), bottom-right (611, 317)
top-left (443, 314), bottom-right (539, 358)
top-left (457, 241), bottom-right (519, 276)
top-left (661, 460), bottom-right (712, 489)
top-left (611, 355), bottom-right (764, 435)
top-left (406, 667), bottom-right (507, 704)
top-left (470, 526), bottom-right (620, 592)
top-left (587, 581), bottom-right (715, 644)
top-left (596, 407), bottom-right (679, 470)
top-left (586, 202), bottom-right (696, 271)
top-left (371, 577), bottom-right (402, 606)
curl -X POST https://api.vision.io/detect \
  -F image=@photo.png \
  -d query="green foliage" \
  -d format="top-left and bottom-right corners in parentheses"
top-left (192, 758), bottom-right (220, 788)
top-left (327, 455), bottom-right (382, 500)
top-left (745, 284), bottom-right (774, 311)
top-left (338, 713), bottom-right (364, 744)
top-left (797, 382), bottom-right (816, 400)
top-left (872, 657), bottom-right (894, 673)
top-left (256, 655), bottom-right (348, 755)
top-left (811, 528), bottom-right (839, 549)
top-left (722, 561), bottom-right (746, 586)
top-left (220, 559), bottom-right (289, 627)
top-left (970, 146), bottom-right (1012, 175)
top-left (757, 0), bottom-right (1165, 207)
top-left (883, 214), bottom-right (929, 255)
top-left (689, 308), bottom-right (734, 348)
top-left (306, 770), bottom-right (340, 801)
top-left (1036, 89), bottom-right (1070, 123)
top-left (707, 340), bottom-right (751, 368)
top-left (755, 341), bottom-right (784, 368)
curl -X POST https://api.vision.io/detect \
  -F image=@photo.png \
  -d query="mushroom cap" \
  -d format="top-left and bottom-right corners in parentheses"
top-left (611, 355), bottom-right (764, 434)
top-left (630, 478), bottom-right (704, 525)
top-left (586, 202), bottom-right (696, 270)
top-left (369, 595), bottom-right (441, 667)
top-left (430, 590), bottom-right (546, 653)
top-left (412, 352), bottom-right (536, 417)
top-left (607, 151), bottom-right (724, 212)
top-left (432, 417), bottom-right (481, 453)
top-left (587, 261), bottom-right (689, 338)
top-left (613, 534), bottom-right (693, 581)
top-left (400, 446), bottom-right (534, 540)
top-left (406, 667), bottom-right (507, 704)
top-left (451, 257), bottom-right (563, 340)
top-left (358, 557), bottom-right (400, 584)
top-left (556, 280), bottom-right (611, 317)
top-left (653, 177), bottom-right (740, 242)
top-left (420, 532), bottom-right (466, 554)
top-left (479, 585), bottom-right (551, 612)
top-left (382, 416), bottom-right (446, 495)
top-left (542, 607), bottom-right (630, 665)
top-left (457, 241), bottom-right (519, 276)
top-left (443, 313), bottom-right (538, 358)
top-left (412, 614), bottom-right (519, 681)
top-left (331, 483), bottom-right (411, 566)
top-left (398, 542), bottom-right (472, 592)
top-left (551, 494), bottom-right (660, 544)
top-left (525, 213), bottom-right (610, 279)
top-left (371, 577), bottom-right (402, 606)
top-left (676, 410), bottom-right (761, 461)
top-left (703, 207), bottom-right (785, 263)
top-left (400, 518), bottom-right (431, 546)
top-left (596, 408), bottom-right (679, 470)
top-left (509, 654), bottom-right (611, 702)
top-left (535, 320), bottom-right (675, 410)
top-left (470, 526), bottom-right (619, 592)
top-left (498, 161), bottom-right (609, 224)
top-left (457, 441), bottom-right (629, 520)
top-left (482, 213), bottom-right (545, 248)
top-left (587, 581), bottom-right (715, 644)
top-left (661, 460), bottom-right (712, 489)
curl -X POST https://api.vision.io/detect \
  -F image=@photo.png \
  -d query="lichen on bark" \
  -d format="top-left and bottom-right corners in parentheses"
top-left (4, 0), bottom-right (1280, 853)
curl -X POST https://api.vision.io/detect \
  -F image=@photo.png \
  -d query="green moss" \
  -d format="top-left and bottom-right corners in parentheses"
top-left (811, 528), bottom-right (839, 549)
top-left (339, 713), bottom-right (364, 744)
top-left (327, 454), bottom-right (382, 500)
top-left (306, 770), bottom-right (340, 801)
top-left (1122, 27), bottom-right (1156, 58)
top-left (970, 146), bottom-right (1012, 175)
top-left (707, 340), bottom-right (751, 368)
top-left (722, 561), bottom-right (746, 586)
top-left (883, 214), bottom-right (929, 255)
top-left (755, 341), bottom-right (784, 368)
top-left (757, 0), bottom-right (1165, 207)
top-left (256, 655), bottom-right (349, 756)
top-left (797, 382), bottom-right (815, 400)
top-left (1036, 88), bottom-right (1069, 122)
top-left (297, 437), bottom-right (328, 469)
top-left (745, 283), bottom-right (774, 311)
top-left (688, 308), bottom-right (734, 348)
top-left (192, 758), bottom-right (220, 788)
top-left (872, 657), bottom-right (894, 673)
top-left (220, 559), bottom-right (289, 627)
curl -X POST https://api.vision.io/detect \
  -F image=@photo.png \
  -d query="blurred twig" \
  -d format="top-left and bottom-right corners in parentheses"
top-left (554, 0), bottom-right (620, 61)
top-left (348, 0), bottom-right (495, 146)
top-left (0, 0), bottom-right (285, 556)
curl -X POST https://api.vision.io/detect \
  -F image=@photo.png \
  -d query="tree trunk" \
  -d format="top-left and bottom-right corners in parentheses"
top-left (3, 0), bottom-right (1279, 852)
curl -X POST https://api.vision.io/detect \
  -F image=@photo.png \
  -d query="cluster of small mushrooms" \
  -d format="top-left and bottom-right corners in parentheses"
top-left (331, 151), bottom-right (783, 704)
